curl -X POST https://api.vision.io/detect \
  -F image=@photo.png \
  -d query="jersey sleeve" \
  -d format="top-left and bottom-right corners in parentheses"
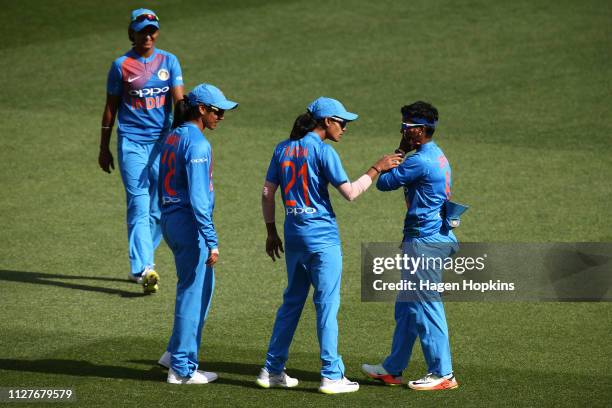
top-left (106, 61), bottom-right (123, 96)
top-left (185, 140), bottom-right (218, 249)
top-left (320, 145), bottom-right (348, 187)
top-left (265, 150), bottom-right (280, 185)
top-left (377, 154), bottom-right (425, 191)
top-left (169, 54), bottom-right (184, 88)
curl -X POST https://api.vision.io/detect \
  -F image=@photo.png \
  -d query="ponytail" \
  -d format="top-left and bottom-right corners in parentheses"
top-left (172, 98), bottom-right (200, 129)
top-left (289, 111), bottom-right (324, 140)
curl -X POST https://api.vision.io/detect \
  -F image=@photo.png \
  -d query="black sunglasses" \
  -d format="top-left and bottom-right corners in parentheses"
top-left (330, 117), bottom-right (348, 129)
top-left (206, 105), bottom-right (225, 117)
top-left (134, 14), bottom-right (159, 23)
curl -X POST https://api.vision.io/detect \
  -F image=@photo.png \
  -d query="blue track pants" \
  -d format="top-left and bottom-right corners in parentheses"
top-left (162, 210), bottom-right (215, 378)
top-left (382, 231), bottom-right (458, 377)
top-left (264, 245), bottom-right (345, 380)
top-left (117, 136), bottom-right (162, 276)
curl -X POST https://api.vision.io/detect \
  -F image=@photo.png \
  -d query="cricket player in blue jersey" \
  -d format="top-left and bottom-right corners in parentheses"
top-left (256, 97), bottom-right (402, 394)
top-left (98, 8), bottom-right (184, 293)
top-left (155, 83), bottom-right (238, 384)
top-left (361, 101), bottom-right (460, 390)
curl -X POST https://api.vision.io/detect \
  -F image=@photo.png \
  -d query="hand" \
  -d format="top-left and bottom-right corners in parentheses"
top-left (266, 233), bottom-right (284, 262)
top-left (206, 249), bottom-right (219, 266)
top-left (99, 147), bottom-right (115, 173)
top-left (374, 153), bottom-right (404, 172)
top-left (397, 133), bottom-right (413, 154)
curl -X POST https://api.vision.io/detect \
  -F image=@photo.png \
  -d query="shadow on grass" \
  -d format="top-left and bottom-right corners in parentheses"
top-left (0, 359), bottom-right (163, 382)
top-left (129, 359), bottom-right (322, 382)
top-left (0, 270), bottom-right (146, 298)
top-left (128, 359), bottom-right (322, 392)
top-left (0, 358), bottom-right (319, 393)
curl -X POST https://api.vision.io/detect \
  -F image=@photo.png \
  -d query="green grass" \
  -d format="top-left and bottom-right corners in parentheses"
top-left (0, 0), bottom-right (611, 406)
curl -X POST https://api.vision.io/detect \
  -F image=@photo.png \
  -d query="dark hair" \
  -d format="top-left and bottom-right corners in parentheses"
top-left (172, 98), bottom-right (201, 129)
top-left (401, 101), bottom-right (438, 137)
top-left (128, 28), bottom-right (135, 46)
top-left (289, 111), bottom-right (326, 140)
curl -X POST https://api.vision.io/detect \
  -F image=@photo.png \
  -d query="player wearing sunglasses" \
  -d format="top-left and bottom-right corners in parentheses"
top-left (256, 97), bottom-right (401, 394)
top-left (98, 8), bottom-right (184, 293)
top-left (361, 101), bottom-right (460, 391)
top-left (156, 84), bottom-right (238, 384)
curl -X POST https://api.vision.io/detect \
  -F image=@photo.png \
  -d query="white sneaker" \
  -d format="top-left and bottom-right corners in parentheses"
top-left (167, 367), bottom-right (218, 384)
top-left (318, 376), bottom-right (359, 394)
top-left (255, 367), bottom-right (299, 388)
top-left (361, 363), bottom-right (403, 385)
top-left (158, 351), bottom-right (171, 369)
top-left (408, 373), bottom-right (459, 390)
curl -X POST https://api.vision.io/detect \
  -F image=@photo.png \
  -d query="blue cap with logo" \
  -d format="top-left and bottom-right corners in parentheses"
top-left (307, 97), bottom-right (358, 121)
top-left (187, 84), bottom-right (239, 110)
top-left (130, 8), bottom-right (160, 32)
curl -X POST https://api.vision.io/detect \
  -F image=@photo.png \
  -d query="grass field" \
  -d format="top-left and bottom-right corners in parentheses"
top-left (0, 0), bottom-right (611, 406)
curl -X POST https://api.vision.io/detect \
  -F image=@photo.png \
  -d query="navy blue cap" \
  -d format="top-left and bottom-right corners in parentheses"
top-left (187, 84), bottom-right (238, 110)
top-left (307, 97), bottom-right (358, 121)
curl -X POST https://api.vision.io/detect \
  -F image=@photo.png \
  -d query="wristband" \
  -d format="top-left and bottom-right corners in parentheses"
top-left (370, 166), bottom-right (381, 174)
top-left (101, 126), bottom-right (112, 130)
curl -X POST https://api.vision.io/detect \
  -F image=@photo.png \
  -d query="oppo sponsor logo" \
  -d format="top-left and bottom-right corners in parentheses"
top-left (162, 196), bottom-right (181, 205)
top-left (286, 207), bottom-right (317, 215)
top-left (129, 86), bottom-right (170, 98)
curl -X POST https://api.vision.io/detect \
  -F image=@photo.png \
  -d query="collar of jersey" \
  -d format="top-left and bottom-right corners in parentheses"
top-left (304, 131), bottom-right (322, 143)
top-left (417, 140), bottom-right (437, 151)
top-left (129, 47), bottom-right (158, 63)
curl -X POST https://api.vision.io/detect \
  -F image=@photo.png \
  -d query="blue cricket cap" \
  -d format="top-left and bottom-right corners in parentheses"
top-left (307, 97), bottom-right (358, 121)
top-left (130, 8), bottom-right (160, 32)
top-left (187, 84), bottom-right (239, 110)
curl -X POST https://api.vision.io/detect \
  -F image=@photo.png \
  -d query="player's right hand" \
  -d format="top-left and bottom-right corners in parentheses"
top-left (266, 233), bottom-right (284, 262)
top-left (375, 153), bottom-right (403, 172)
top-left (99, 147), bottom-right (115, 173)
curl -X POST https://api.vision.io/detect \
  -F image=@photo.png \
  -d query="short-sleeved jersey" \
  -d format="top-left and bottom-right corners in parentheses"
top-left (376, 141), bottom-right (451, 238)
top-left (159, 122), bottom-right (217, 249)
top-left (107, 48), bottom-right (183, 143)
top-left (266, 132), bottom-right (348, 251)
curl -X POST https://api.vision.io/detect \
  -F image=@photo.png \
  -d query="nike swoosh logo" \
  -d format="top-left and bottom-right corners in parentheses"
top-left (127, 75), bottom-right (142, 83)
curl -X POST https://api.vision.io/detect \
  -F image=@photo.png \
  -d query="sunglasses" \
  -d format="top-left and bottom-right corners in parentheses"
top-left (330, 117), bottom-right (348, 130)
top-left (206, 105), bottom-right (225, 117)
top-left (401, 122), bottom-right (425, 132)
top-left (134, 14), bottom-right (159, 23)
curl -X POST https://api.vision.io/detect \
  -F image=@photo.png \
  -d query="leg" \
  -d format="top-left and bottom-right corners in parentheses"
top-left (195, 243), bottom-right (215, 350)
top-left (164, 212), bottom-right (206, 378)
top-left (382, 301), bottom-right (419, 376)
top-left (413, 234), bottom-right (456, 376)
top-left (309, 245), bottom-right (345, 380)
top-left (148, 140), bottom-right (162, 252)
top-left (417, 301), bottom-right (453, 376)
top-left (264, 250), bottom-right (310, 375)
top-left (118, 137), bottom-right (157, 276)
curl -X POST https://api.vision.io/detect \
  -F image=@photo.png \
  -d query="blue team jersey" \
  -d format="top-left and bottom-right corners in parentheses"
top-left (159, 123), bottom-right (217, 249)
top-left (377, 141), bottom-right (452, 238)
top-left (107, 48), bottom-right (183, 143)
top-left (266, 132), bottom-right (349, 251)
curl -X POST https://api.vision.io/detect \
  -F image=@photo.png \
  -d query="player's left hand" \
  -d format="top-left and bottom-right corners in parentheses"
top-left (206, 249), bottom-right (219, 266)
top-left (266, 234), bottom-right (284, 262)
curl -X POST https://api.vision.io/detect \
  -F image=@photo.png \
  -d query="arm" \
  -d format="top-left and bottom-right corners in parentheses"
top-left (336, 154), bottom-right (403, 201)
top-left (98, 94), bottom-right (120, 173)
top-left (186, 143), bottom-right (219, 265)
top-left (171, 85), bottom-right (184, 105)
top-left (377, 154), bottom-right (424, 191)
top-left (262, 181), bottom-right (284, 262)
top-left (169, 54), bottom-right (184, 105)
